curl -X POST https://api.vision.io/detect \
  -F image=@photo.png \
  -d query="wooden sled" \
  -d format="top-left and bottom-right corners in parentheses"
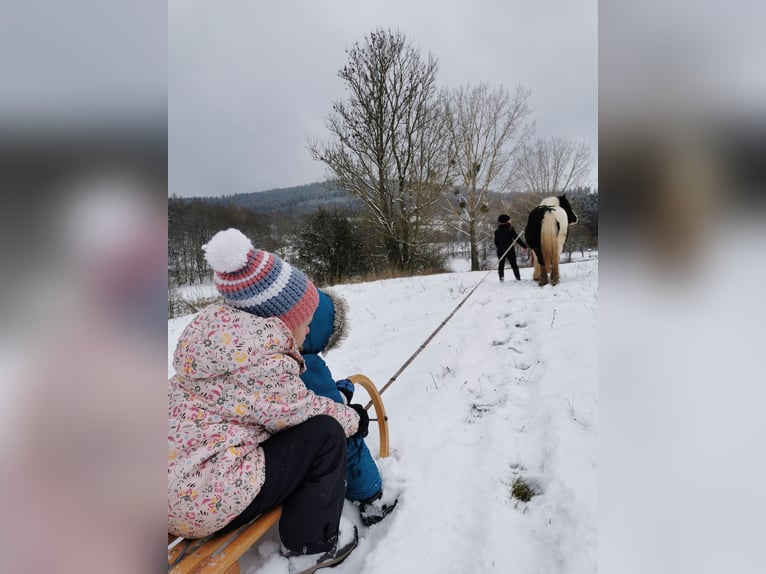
top-left (167, 374), bottom-right (389, 573)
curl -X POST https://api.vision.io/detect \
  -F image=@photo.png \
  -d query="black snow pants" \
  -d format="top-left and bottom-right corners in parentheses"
top-left (219, 415), bottom-right (347, 554)
top-left (498, 251), bottom-right (521, 280)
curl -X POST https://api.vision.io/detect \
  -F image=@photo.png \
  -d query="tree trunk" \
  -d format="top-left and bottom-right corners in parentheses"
top-left (469, 220), bottom-right (479, 271)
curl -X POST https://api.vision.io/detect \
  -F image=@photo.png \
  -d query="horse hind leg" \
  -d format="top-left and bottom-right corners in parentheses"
top-left (539, 215), bottom-right (560, 286)
top-left (537, 261), bottom-right (549, 286)
top-left (531, 251), bottom-right (548, 286)
top-left (550, 231), bottom-right (565, 285)
top-left (550, 229), bottom-right (567, 285)
top-left (550, 259), bottom-right (559, 285)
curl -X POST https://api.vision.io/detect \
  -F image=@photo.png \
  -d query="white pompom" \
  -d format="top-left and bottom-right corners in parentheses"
top-left (202, 228), bottom-right (254, 273)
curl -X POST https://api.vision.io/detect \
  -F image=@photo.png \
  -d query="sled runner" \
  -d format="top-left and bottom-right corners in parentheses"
top-left (167, 374), bottom-right (389, 573)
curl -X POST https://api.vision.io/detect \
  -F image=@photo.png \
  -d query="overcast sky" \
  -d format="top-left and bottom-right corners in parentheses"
top-left (169, 0), bottom-right (597, 198)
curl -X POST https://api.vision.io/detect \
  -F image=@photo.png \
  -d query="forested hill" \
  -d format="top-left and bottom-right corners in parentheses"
top-left (184, 182), bottom-right (597, 230)
top-left (199, 181), bottom-right (363, 216)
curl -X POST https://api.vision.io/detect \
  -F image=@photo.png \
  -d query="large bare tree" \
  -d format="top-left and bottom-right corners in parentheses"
top-left (444, 83), bottom-right (534, 270)
top-left (310, 29), bottom-right (450, 271)
top-left (514, 137), bottom-right (594, 205)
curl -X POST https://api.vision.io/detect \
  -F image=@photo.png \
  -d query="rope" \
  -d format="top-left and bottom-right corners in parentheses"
top-left (364, 228), bottom-right (525, 410)
top-left (496, 227), bottom-right (526, 263)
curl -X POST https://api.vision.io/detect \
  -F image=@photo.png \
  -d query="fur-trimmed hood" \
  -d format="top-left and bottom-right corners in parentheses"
top-left (301, 288), bottom-right (349, 354)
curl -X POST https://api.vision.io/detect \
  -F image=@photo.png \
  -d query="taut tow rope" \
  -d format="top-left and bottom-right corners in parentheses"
top-left (364, 228), bottom-right (526, 410)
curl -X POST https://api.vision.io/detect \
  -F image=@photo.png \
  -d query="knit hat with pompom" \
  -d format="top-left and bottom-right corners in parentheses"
top-left (202, 228), bottom-right (319, 332)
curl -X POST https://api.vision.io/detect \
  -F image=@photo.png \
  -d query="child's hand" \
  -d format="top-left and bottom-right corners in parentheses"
top-left (349, 404), bottom-right (369, 438)
top-left (336, 379), bottom-right (354, 404)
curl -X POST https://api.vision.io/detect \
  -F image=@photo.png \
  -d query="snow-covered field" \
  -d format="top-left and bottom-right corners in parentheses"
top-left (168, 258), bottom-right (598, 573)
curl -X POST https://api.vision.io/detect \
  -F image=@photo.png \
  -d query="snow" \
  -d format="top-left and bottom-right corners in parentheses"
top-left (168, 258), bottom-right (598, 573)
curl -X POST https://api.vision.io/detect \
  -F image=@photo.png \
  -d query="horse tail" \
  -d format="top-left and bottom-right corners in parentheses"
top-left (540, 212), bottom-right (559, 272)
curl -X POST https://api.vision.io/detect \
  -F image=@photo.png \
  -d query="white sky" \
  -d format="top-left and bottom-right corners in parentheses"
top-left (169, 0), bottom-right (597, 198)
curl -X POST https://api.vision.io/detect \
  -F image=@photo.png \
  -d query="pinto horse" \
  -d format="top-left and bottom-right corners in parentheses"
top-left (525, 194), bottom-right (578, 286)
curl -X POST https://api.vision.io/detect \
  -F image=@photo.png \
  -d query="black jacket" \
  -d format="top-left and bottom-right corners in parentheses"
top-left (494, 223), bottom-right (527, 258)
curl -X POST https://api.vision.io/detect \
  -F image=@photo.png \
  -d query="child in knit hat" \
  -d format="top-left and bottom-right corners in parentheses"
top-left (168, 228), bottom-right (367, 572)
top-left (300, 289), bottom-right (398, 526)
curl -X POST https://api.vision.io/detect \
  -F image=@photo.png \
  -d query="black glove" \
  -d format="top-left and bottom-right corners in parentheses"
top-left (336, 379), bottom-right (354, 404)
top-left (349, 404), bottom-right (369, 438)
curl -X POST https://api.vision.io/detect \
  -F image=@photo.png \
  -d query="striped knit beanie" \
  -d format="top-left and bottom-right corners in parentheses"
top-left (202, 228), bottom-right (319, 332)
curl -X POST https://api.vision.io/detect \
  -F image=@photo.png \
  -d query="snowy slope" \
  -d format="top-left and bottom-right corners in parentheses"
top-left (168, 258), bottom-right (598, 574)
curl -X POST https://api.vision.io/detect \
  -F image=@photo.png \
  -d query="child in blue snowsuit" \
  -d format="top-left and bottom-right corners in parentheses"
top-left (300, 289), bottom-right (396, 526)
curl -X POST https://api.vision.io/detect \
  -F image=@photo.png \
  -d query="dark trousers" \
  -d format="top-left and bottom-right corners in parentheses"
top-left (220, 415), bottom-right (347, 554)
top-left (498, 252), bottom-right (521, 280)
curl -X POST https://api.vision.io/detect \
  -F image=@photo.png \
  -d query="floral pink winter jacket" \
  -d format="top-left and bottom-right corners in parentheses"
top-left (168, 304), bottom-right (359, 538)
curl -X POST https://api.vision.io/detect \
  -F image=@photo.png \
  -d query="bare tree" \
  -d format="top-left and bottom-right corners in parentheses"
top-left (309, 29), bottom-right (451, 271)
top-left (514, 137), bottom-right (594, 206)
top-left (444, 83), bottom-right (534, 270)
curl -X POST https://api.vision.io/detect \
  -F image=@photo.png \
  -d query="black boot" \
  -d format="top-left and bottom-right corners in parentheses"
top-left (285, 522), bottom-right (358, 574)
top-left (358, 491), bottom-right (398, 526)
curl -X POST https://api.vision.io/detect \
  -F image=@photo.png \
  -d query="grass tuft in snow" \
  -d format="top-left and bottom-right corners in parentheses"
top-left (511, 477), bottom-right (538, 502)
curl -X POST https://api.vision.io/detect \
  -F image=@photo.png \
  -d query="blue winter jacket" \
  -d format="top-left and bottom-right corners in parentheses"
top-left (300, 289), bottom-right (382, 501)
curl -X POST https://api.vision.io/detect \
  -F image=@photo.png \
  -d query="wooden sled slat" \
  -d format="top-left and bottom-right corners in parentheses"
top-left (192, 506), bottom-right (282, 573)
top-left (169, 534), bottom-right (231, 574)
top-left (168, 507), bottom-right (282, 574)
top-left (168, 374), bottom-right (388, 573)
